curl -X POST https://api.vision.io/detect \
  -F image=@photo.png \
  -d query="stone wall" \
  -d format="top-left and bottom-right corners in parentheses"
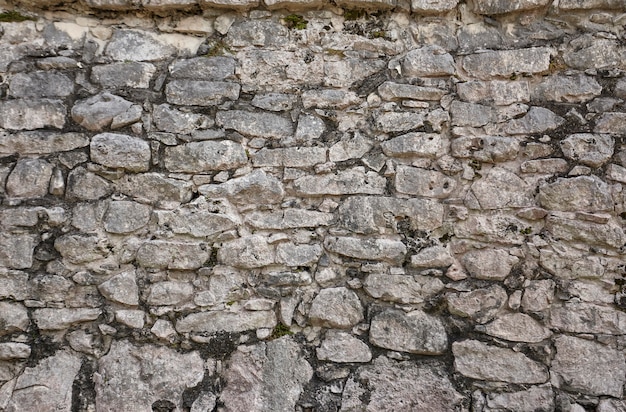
top-left (0, 0), bottom-right (625, 410)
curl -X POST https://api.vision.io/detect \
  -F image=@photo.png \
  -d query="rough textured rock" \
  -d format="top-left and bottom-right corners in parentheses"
top-left (218, 235), bottom-right (275, 268)
top-left (136, 241), bottom-right (210, 270)
top-left (9, 71), bottom-right (74, 98)
top-left (538, 176), bottom-right (613, 212)
top-left (71, 93), bottom-right (133, 131)
top-left (473, 0), bottom-right (550, 14)
top-left (98, 270), bottom-right (139, 305)
top-left (462, 48), bottom-right (552, 79)
top-left (309, 287), bottom-right (364, 328)
top-left (324, 236), bottom-right (407, 264)
top-left (0, 99), bottom-right (66, 130)
top-left (164, 141), bottom-right (247, 172)
top-left (293, 168), bottom-right (387, 196)
top-left (91, 133), bottom-right (151, 172)
top-left (485, 385), bottom-right (554, 412)
top-left (166, 80), bottom-right (240, 105)
top-left (105, 29), bottom-right (176, 61)
top-left (364, 273), bottom-right (444, 304)
top-left (216, 110), bottom-right (293, 138)
top-left (548, 302), bottom-right (626, 334)
top-left (91, 62), bottom-right (156, 88)
top-left (200, 170), bottom-right (284, 205)
top-left (317, 330), bottom-right (372, 363)
top-left (447, 285), bottom-right (508, 324)
top-left (482, 313), bottom-right (551, 343)
top-left (176, 309), bottom-right (277, 333)
top-left (401, 46), bottom-right (456, 77)
top-left (370, 309), bottom-right (447, 354)
top-left (560, 133), bottom-right (614, 167)
top-left (461, 248), bottom-right (519, 280)
top-left (395, 166), bottom-right (456, 198)
top-left (6, 158), bottom-right (54, 199)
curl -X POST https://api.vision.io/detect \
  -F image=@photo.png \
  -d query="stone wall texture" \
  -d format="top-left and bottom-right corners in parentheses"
top-left (0, 0), bottom-right (625, 410)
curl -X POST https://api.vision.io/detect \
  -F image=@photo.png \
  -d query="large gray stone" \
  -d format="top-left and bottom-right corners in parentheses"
top-left (91, 62), bottom-right (156, 88)
top-left (324, 236), bottom-right (407, 264)
top-left (294, 168), bottom-right (386, 196)
top-left (0, 131), bottom-right (89, 154)
top-left (0, 302), bottom-right (29, 335)
top-left (461, 248), bottom-right (519, 280)
top-left (545, 213), bottom-right (624, 248)
top-left (373, 110), bottom-right (426, 133)
top-left (551, 335), bottom-right (625, 397)
top-left (401, 45), bottom-right (456, 77)
top-left (218, 235), bottom-right (275, 268)
top-left (450, 101), bottom-right (495, 127)
top-left (165, 80), bottom-right (240, 106)
top-left (559, 0), bottom-right (623, 8)
top-left (341, 357), bottom-right (464, 412)
top-left (245, 209), bottom-right (333, 229)
top-left (155, 207), bottom-right (236, 238)
top-left (252, 147), bottom-right (327, 167)
top-left (329, 132), bottom-right (373, 162)
top-left (32, 308), bottom-right (101, 330)
top-left (482, 313), bottom-right (551, 343)
top-left (381, 132), bottom-right (444, 158)
top-left (450, 136), bottom-right (519, 163)
top-left (67, 167), bottom-right (113, 201)
top-left (9, 71), bottom-right (74, 98)
top-left (309, 287), bottom-right (364, 328)
top-left (105, 29), bottom-right (176, 61)
top-left (103, 201), bottom-right (151, 234)
top-left (466, 167), bottom-right (534, 209)
top-left (0, 270), bottom-right (30, 301)
top-left (560, 133), bottom-right (614, 167)
top-left (216, 110), bottom-right (293, 139)
top-left (411, 0), bottom-right (458, 12)
top-left (176, 309), bottom-right (277, 333)
top-left (220, 337), bottom-right (312, 412)
top-left (302, 89), bottom-right (360, 109)
top-left (595, 112), bottom-right (626, 135)
top-left (0, 234), bottom-right (35, 270)
top-left (377, 81), bottom-right (447, 101)
top-left (532, 74), bottom-right (602, 102)
top-left (370, 309), bottom-right (447, 354)
top-left (6, 158), bottom-right (53, 199)
top-left (548, 302), bottom-right (626, 334)
top-left (90, 133), bottom-right (151, 172)
top-left (55, 234), bottom-right (109, 264)
top-left (457, 80), bottom-right (530, 106)
top-left (98, 270), bottom-right (139, 306)
top-left (164, 141), bottom-right (247, 172)
top-left (453, 340), bottom-right (548, 384)
top-left (538, 176), bottom-right (613, 212)
top-left (504, 106), bottom-right (564, 135)
top-left (364, 273), bottom-right (444, 304)
top-left (395, 166), bottom-right (456, 198)
top-left (96, 341), bottom-right (204, 412)
top-left (200, 170), bottom-right (284, 205)
top-left (153, 104), bottom-right (212, 134)
top-left (564, 39), bottom-right (623, 70)
top-left (117, 173), bottom-right (193, 204)
top-left (447, 285), bottom-right (508, 324)
top-left (462, 48), bottom-right (552, 79)
top-left (169, 56), bottom-right (236, 80)
top-left (71, 93), bottom-right (133, 131)
top-left (485, 385), bottom-right (554, 412)
top-left (0, 99), bottom-right (66, 130)
top-left (136, 241), bottom-right (210, 270)
top-left (317, 331), bottom-right (372, 363)
top-left (147, 281), bottom-right (194, 306)
top-left (6, 351), bottom-right (81, 412)
top-left (276, 242), bottom-right (323, 267)
top-left (473, 0), bottom-right (550, 14)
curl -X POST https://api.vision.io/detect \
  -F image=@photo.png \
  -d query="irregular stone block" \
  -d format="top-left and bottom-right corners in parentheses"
top-left (461, 248), bottom-right (519, 280)
top-left (0, 302), bottom-right (29, 335)
top-left (457, 80), bottom-right (530, 106)
top-left (218, 235), bottom-right (275, 268)
top-left (473, 0), bottom-right (550, 14)
top-left (309, 287), bottom-right (364, 328)
top-left (5, 351), bottom-right (81, 412)
top-left (220, 338), bottom-right (312, 412)
top-left (411, 0), bottom-right (458, 13)
top-left (549, 302), bottom-right (626, 334)
top-left (264, 0), bottom-right (324, 8)
top-left (201, 0), bottom-right (259, 9)
top-left (462, 48), bottom-right (552, 79)
top-left (559, 0), bottom-right (624, 8)
top-left (98, 270), bottom-right (139, 306)
top-left (564, 39), bottom-right (623, 70)
top-left (245, 209), bottom-right (332, 230)
top-left (538, 176), bottom-right (613, 212)
top-left (378, 81), bottom-right (447, 101)
top-left (370, 309), bottom-right (447, 354)
top-left (560, 133), bottom-right (614, 167)
top-left (32, 308), bottom-right (101, 330)
top-left (293, 168), bottom-right (386, 196)
top-left (521, 279), bottom-right (554, 312)
top-left (200, 170), bottom-right (284, 205)
top-left (364, 273), bottom-right (444, 304)
top-left (0, 234), bottom-right (35, 270)
top-left (341, 357), bottom-right (464, 411)
top-left (142, 0), bottom-right (198, 10)
top-left (9, 71), bottom-right (74, 98)
top-left (447, 285), bottom-right (507, 323)
top-left (545, 213), bottom-right (624, 248)
top-left (176, 309), bottom-right (276, 333)
top-left (91, 62), bottom-right (156, 88)
top-left (165, 141), bottom-right (247, 173)
top-left (302, 89), bottom-right (360, 109)
top-left (373, 110), bottom-right (426, 133)
top-left (91, 133), bottom-right (151, 172)
top-left (276, 243), bottom-right (323, 267)
top-left (324, 236), bottom-right (407, 264)
top-left (595, 112), bottom-right (626, 135)
top-left (71, 93), bottom-right (133, 131)
top-left (216, 110), bottom-right (293, 139)
top-left (251, 92), bottom-right (296, 111)
top-left (486, 385), bottom-right (554, 412)
top-left (450, 100), bottom-right (495, 127)
top-left (482, 313), bottom-right (551, 343)
top-left (551, 335), bottom-right (625, 397)
top-left (6, 158), bottom-right (53, 199)
top-left (165, 80), bottom-right (240, 106)
top-left (103, 201), bottom-right (151, 234)
top-left (520, 158), bottom-right (569, 174)
top-left (0, 343), bottom-right (30, 360)
top-left (0, 131), bottom-right (89, 154)
top-left (96, 341), bottom-right (204, 411)
top-left (450, 136), bottom-right (519, 163)
top-left (115, 310), bottom-right (145, 329)
top-left (410, 245), bottom-right (454, 268)
top-left (82, 0), bottom-right (139, 9)
top-left (395, 165), bottom-right (456, 198)
top-left (335, 0), bottom-right (396, 8)
top-left (0, 99), bottom-right (66, 130)
top-left (0, 270), bottom-right (30, 301)
top-left (55, 234), bottom-right (109, 264)
top-left (328, 132), bottom-right (373, 162)
top-left (252, 147), bottom-right (327, 167)
top-left (153, 104), bottom-right (213, 134)
top-left (504, 106), bottom-right (564, 135)
top-left (338, 196), bottom-right (444, 234)
top-left (453, 340), bottom-right (548, 384)
top-left (147, 281), bottom-right (194, 305)
top-left (136, 241), bottom-right (210, 270)
top-left (381, 132), bottom-right (444, 158)
top-left (155, 208), bottom-right (236, 237)
top-left (401, 45), bottom-right (456, 77)
top-left (317, 330), bottom-right (372, 363)
top-left (105, 29), bottom-right (176, 61)
top-left (67, 167), bottom-right (113, 201)
top-left (117, 173), bottom-right (193, 204)
top-left (466, 167), bottom-right (534, 210)
top-left (169, 56), bottom-right (236, 80)
top-left (532, 74), bottom-right (602, 102)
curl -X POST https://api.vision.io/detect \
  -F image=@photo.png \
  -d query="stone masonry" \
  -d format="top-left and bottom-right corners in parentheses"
top-left (0, 0), bottom-right (625, 410)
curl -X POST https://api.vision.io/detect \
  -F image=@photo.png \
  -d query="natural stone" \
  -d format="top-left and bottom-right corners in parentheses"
top-left (447, 285), bottom-right (508, 323)
top-left (302, 89), bottom-right (360, 109)
top-left (218, 235), bottom-right (275, 268)
top-left (117, 173), bottom-right (193, 204)
top-left (363, 273), bottom-right (444, 304)
top-left (504, 107), bottom-right (564, 135)
top-left (169, 56), bottom-right (235, 80)
top-left (200, 170), bottom-right (284, 205)
top-left (147, 281), bottom-right (194, 306)
top-left (0, 131), bottom-right (89, 155)
top-left (276, 242), bottom-right (323, 266)
top-left (166, 80), bottom-right (240, 106)
top-left (466, 167), bottom-right (533, 209)
top-left (482, 313), bottom-right (551, 343)
top-left (461, 248), bottom-right (519, 280)
top-left (453, 340), bottom-right (548, 384)
top-left (373, 110), bottom-right (426, 133)
top-left (564, 39), bottom-right (623, 70)
top-left (252, 147), bottom-right (327, 167)
top-left (165, 141), bottom-right (247, 172)
top-left (401, 46), bottom-right (455, 77)
top-left (381, 132), bottom-right (444, 158)
top-left (98, 270), bottom-right (139, 306)
top-left (0, 343), bottom-right (30, 360)
top-left (91, 62), bottom-right (156, 88)
top-left (595, 112), bottom-right (626, 135)
top-left (560, 133), bottom-right (614, 167)
top-left (136, 241), bottom-right (209, 270)
top-left (549, 302), bottom-right (626, 334)
top-left (532, 74), bottom-right (602, 102)
top-left (485, 385), bottom-right (554, 412)
top-left (450, 101), bottom-right (495, 127)
top-left (0, 99), bottom-right (66, 130)
top-left (0, 270), bottom-right (30, 301)
top-left (294, 168), bottom-right (386, 196)
top-left (71, 93), bottom-right (133, 131)
top-left (377, 81), bottom-right (447, 101)
top-left (473, 0), bottom-right (550, 14)
top-left (457, 80), bottom-right (530, 106)
top-left (90, 133), bottom-right (151, 172)
top-left (545, 213), bottom-right (624, 248)
top-left (9, 71), bottom-right (74, 98)
top-left (370, 309), bottom-right (447, 354)
top-left (324, 236), bottom-right (407, 264)
top-left (153, 104), bottom-right (212, 134)
top-left (155, 207), bottom-right (236, 237)
top-left (309, 287), bottom-right (364, 328)
top-left (0, 302), bottom-right (29, 335)
top-left (6, 158), bottom-right (53, 199)
top-left (216, 110), bottom-right (293, 139)
top-left (450, 136), bottom-right (519, 163)
top-left (103, 201), bottom-right (151, 234)
top-left (538, 176), bottom-right (613, 212)
top-left (329, 132), bottom-right (373, 162)
top-left (395, 166), bottom-right (456, 198)
top-left (317, 331), bottom-right (372, 363)
top-left (551, 335), bottom-right (625, 397)
top-left (55, 234), bottom-right (108, 264)
top-left (462, 48), bottom-right (552, 79)
top-left (176, 309), bottom-right (277, 333)
top-left (67, 167), bottom-right (113, 201)
top-left (32, 308), bottom-right (101, 330)
top-left (105, 29), bottom-right (176, 61)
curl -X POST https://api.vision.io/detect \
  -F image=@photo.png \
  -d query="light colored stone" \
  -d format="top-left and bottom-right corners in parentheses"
top-left (71, 93), bottom-right (133, 131)
top-left (545, 213), bottom-right (624, 249)
top-left (504, 106), bottom-right (564, 135)
top-left (381, 132), bottom-right (444, 158)
top-left (451, 136), bottom-right (519, 163)
top-left (522, 279), bottom-right (554, 312)
top-left (370, 309), bottom-right (447, 354)
top-left (0, 99), bottom-right (66, 130)
top-left (54, 234), bottom-right (109, 264)
top-left (378, 81), bottom-right (447, 101)
top-left (302, 89), bottom-right (360, 109)
top-left (0, 343), bottom-right (30, 360)
top-left (155, 207), bottom-right (236, 238)
top-left (549, 302), bottom-right (626, 334)
top-left (164, 141), bottom-right (247, 173)
top-left (559, 0), bottom-right (623, 8)
top-left (153, 104), bottom-right (212, 134)
top-left (200, 170), bottom-right (284, 206)
top-left (6, 158), bottom-right (53, 199)
top-left (364, 273), bottom-right (444, 304)
top-left (595, 112), bottom-right (626, 135)
top-left (450, 100), bottom-right (495, 127)
top-left (538, 176), bottom-right (613, 212)
top-left (245, 209), bottom-right (333, 229)
top-left (147, 281), bottom-right (193, 305)
top-left (166, 80), bottom-right (240, 106)
top-left (532, 74), bottom-right (602, 102)
top-left (473, 0), bottom-right (550, 14)
top-left (252, 147), bottom-right (327, 167)
top-left (91, 62), bottom-right (155, 88)
top-left (309, 287), bottom-right (364, 328)
top-left (136, 241), bottom-right (210, 270)
top-left (447, 285), bottom-right (508, 324)
top-left (551, 335), bottom-right (625, 397)
top-left (0, 270), bottom-right (30, 301)
top-left (216, 110), bottom-right (293, 139)
top-left (0, 131), bottom-right (88, 155)
top-left (485, 385), bottom-right (554, 412)
top-left (482, 313), bottom-right (551, 343)
top-left (564, 39), bottom-right (623, 70)
top-left (98, 270), bottom-right (139, 306)
top-left (90, 133), bottom-right (150, 172)
top-left (276, 243), bottom-right (323, 267)
top-left (294, 168), bottom-right (386, 196)
top-left (395, 165), bottom-right (456, 198)
top-left (560, 133), bottom-right (614, 167)
top-left (105, 29), bottom-right (176, 61)
top-left (373, 110), bottom-right (426, 133)
top-left (329, 132), bottom-right (373, 162)
top-left (218, 235), bottom-right (275, 268)
top-left (176, 309), bottom-right (277, 333)
top-left (115, 309), bottom-right (145, 328)
top-left (67, 167), bottom-right (113, 201)
top-left (324, 236), bottom-right (407, 264)
top-left (317, 330), bottom-right (372, 363)
top-left (466, 167), bottom-right (533, 209)
top-left (117, 173), bottom-right (193, 204)
top-left (462, 48), bottom-right (552, 79)
top-left (103, 201), bottom-right (151, 234)
top-left (401, 45), bottom-right (455, 77)
top-left (0, 302), bottom-right (29, 335)
top-left (32, 308), bottom-right (101, 330)
top-left (9, 71), bottom-right (74, 98)
top-left (461, 248), bottom-right (519, 281)
top-left (457, 80), bottom-right (530, 106)
top-left (169, 56), bottom-right (235, 79)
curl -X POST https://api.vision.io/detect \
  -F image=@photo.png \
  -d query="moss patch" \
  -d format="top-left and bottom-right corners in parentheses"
top-left (0, 10), bottom-right (35, 22)
top-left (284, 14), bottom-right (308, 30)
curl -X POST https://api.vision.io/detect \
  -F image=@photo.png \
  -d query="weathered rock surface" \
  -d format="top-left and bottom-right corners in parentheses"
top-left (560, 133), bottom-right (614, 167)
top-left (6, 158), bottom-right (54, 199)
top-left (136, 241), bottom-right (210, 270)
top-left (71, 93), bottom-right (133, 131)
top-left (294, 168), bottom-right (387, 196)
top-left (364, 273), bottom-right (444, 304)
top-left (317, 330), bottom-right (372, 363)
top-left (91, 133), bottom-right (151, 172)
top-left (324, 236), bottom-right (407, 264)
top-left (370, 309), bottom-right (447, 354)
top-left (309, 287), bottom-right (364, 328)
top-left (218, 235), bottom-right (275, 268)
top-left (461, 248), bottom-right (519, 280)
top-left (485, 385), bottom-right (554, 412)
top-left (200, 170), bottom-right (284, 205)
top-left (538, 175), bottom-right (613, 212)
top-left (166, 80), bottom-right (240, 105)
top-left (482, 313), bottom-right (551, 342)
top-left (462, 48), bottom-right (552, 79)
top-left (98, 270), bottom-right (139, 306)
top-left (165, 140), bottom-right (247, 172)
top-left (176, 309), bottom-right (277, 333)
top-left (0, 99), bottom-right (66, 130)
top-left (447, 285), bottom-right (508, 323)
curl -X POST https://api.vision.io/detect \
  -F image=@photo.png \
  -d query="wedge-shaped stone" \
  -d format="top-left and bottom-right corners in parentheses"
top-left (164, 141), bottom-right (247, 173)
top-left (324, 236), bottom-right (407, 264)
top-left (370, 309), bottom-right (447, 354)
top-left (466, 167), bottom-right (534, 209)
top-left (166, 80), bottom-right (240, 106)
top-left (98, 270), bottom-right (139, 306)
top-left (103, 201), bottom-right (151, 234)
top-left (216, 110), bottom-right (293, 139)
top-left (0, 234), bottom-right (35, 269)
top-left (200, 170), bottom-right (284, 205)
top-left (0, 131), bottom-right (88, 154)
top-left (137, 241), bottom-right (209, 270)
top-left (378, 81), bottom-right (447, 101)
top-left (520, 158), bottom-right (569, 174)
top-left (364, 274), bottom-right (444, 304)
top-left (341, 357), bottom-right (464, 411)
top-left (532, 74), bottom-right (601, 102)
top-left (218, 235), bottom-right (275, 268)
top-left (551, 335), bottom-right (625, 397)
top-left (401, 45), bottom-right (456, 77)
top-left (309, 287), bottom-right (363, 328)
top-left (32, 308), bottom-right (101, 330)
top-left (447, 285), bottom-right (508, 324)
top-left (450, 136), bottom-right (519, 163)
top-left (65, 167), bottom-right (110, 201)
top-left (462, 48), bottom-right (552, 79)
top-left (293, 168), bottom-right (386, 196)
top-left (338, 196), bottom-right (444, 234)
top-left (91, 133), bottom-right (151, 172)
top-left (381, 132), bottom-right (444, 158)
top-left (453, 340), bottom-right (548, 384)
top-left (317, 330), bottom-right (372, 363)
top-left (155, 208), bottom-right (236, 237)
top-left (538, 176), bottom-right (613, 212)
top-left (176, 309), bottom-right (276, 333)
top-left (252, 147), bottom-right (327, 167)
top-left (91, 62), bottom-right (156, 88)
top-left (549, 302), bottom-right (626, 334)
top-left (117, 173), bottom-right (193, 204)
top-left (9, 71), bottom-right (74, 98)
top-left (105, 29), bottom-right (176, 61)
top-left (410, 245), bottom-right (454, 267)
top-left (545, 213), bottom-right (624, 248)
top-left (482, 313), bottom-right (551, 343)
top-left (395, 166), bottom-right (456, 198)
top-left (72, 93), bottom-right (133, 131)
top-left (0, 99), bottom-right (65, 130)
top-left (301, 89), bottom-right (360, 109)
top-left (0, 343), bottom-right (30, 360)
top-left (473, 0), bottom-right (550, 14)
